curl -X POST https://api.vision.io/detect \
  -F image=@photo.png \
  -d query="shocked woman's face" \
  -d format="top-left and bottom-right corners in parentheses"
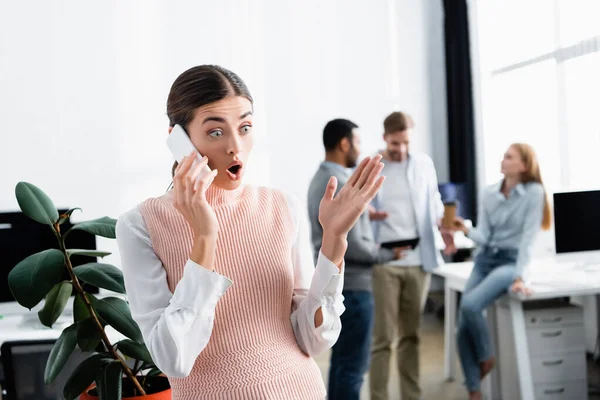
top-left (174, 96), bottom-right (254, 190)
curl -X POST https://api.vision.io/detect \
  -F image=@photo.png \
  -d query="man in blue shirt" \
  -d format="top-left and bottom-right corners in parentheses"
top-left (307, 119), bottom-right (401, 400)
top-left (369, 111), bottom-right (451, 400)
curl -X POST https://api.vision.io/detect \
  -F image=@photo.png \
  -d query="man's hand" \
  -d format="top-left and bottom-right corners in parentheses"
top-left (441, 230), bottom-right (458, 255)
top-left (393, 246), bottom-right (412, 260)
top-left (368, 205), bottom-right (389, 221)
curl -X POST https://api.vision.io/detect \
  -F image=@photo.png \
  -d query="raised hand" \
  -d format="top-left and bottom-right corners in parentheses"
top-left (319, 155), bottom-right (385, 236)
top-left (318, 155), bottom-right (386, 267)
top-left (173, 152), bottom-right (219, 238)
top-left (173, 152), bottom-right (220, 270)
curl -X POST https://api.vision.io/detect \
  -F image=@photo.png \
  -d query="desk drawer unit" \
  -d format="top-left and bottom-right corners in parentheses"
top-left (497, 303), bottom-right (587, 400)
top-left (525, 307), bottom-right (583, 329)
top-left (531, 353), bottom-right (587, 383)
top-left (527, 325), bottom-right (586, 355)
top-left (534, 381), bottom-right (587, 400)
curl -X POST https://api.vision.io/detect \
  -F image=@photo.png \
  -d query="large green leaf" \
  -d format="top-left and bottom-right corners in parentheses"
top-left (68, 217), bottom-right (117, 239)
top-left (58, 207), bottom-right (82, 225)
top-left (8, 249), bottom-right (65, 309)
top-left (15, 182), bottom-right (59, 225)
top-left (96, 361), bottom-right (123, 400)
top-left (67, 249), bottom-right (112, 258)
top-left (77, 318), bottom-right (103, 352)
top-left (44, 324), bottom-right (78, 384)
top-left (95, 297), bottom-right (143, 343)
top-left (147, 367), bottom-right (162, 378)
top-left (140, 361), bottom-right (156, 373)
top-left (116, 339), bottom-right (153, 364)
top-left (38, 282), bottom-right (72, 327)
top-left (73, 293), bottom-right (91, 323)
top-left (63, 354), bottom-right (108, 400)
top-left (73, 263), bottom-right (125, 294)
top-left (85, 293), bottom-right (108, 326)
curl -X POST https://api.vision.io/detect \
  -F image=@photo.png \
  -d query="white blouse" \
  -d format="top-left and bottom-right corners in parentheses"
top-left (115, 194), bottom-right (346, 378)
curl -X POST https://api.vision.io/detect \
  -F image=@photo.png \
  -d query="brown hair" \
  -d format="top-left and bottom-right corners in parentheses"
top-left (511, 143), bottom-right (552, 230)
top-left (166, 65), bottom-right (253, 176)
top-left (383, 111), bottom-right (415, 134)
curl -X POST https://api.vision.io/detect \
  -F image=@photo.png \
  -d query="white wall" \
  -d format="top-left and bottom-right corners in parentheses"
top-left (0, 0), bottom-right (448, 266)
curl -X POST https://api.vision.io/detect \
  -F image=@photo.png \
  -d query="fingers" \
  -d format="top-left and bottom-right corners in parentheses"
top-left (365, 175), bottom-right (386, 200)
top-left (356, 155), bottom-right (383, 189)
top-left (195, 168), bottom-right (218, 194)
top-left (359, 161), bottom-right (384, 195)
top-left (370, 210), bottom-right (389, 221)
top-left (511, 282), bottom-right (529, 295)
top-left (182, 156), bottom-right (204, 197)
top-left (174, 152), bottom-right (208, 207)
top-left (173, 153), bottom-right (196, 206)
top-left (394, 249), bottom-right (406, 259)
top-left (346, 157), bottom-right (370, 187)
top-left (323, 176), bottom-right (338, 201)
top-left (174, 152), bottom-right (197, 190)
top-left (189, 156), bottom-right (209, 186)
top-left (174, 151), bottom-right (197, 181)
top-left (393, 246), bottom-right (412, 259)
top-left (513, 284), bottom-right (532, 296)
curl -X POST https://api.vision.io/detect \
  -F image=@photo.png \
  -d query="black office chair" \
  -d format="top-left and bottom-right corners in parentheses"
top-left (0, 339), bottom-right (91, 400)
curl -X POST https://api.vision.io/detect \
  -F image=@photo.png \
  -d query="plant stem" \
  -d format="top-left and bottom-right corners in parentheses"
top-left (133, 359), bottom-right (141, 377)
top-left (57, 233), bottom-right (146, 396)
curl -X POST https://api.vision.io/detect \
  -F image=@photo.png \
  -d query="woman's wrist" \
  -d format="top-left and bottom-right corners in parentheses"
top-left (320, 232), bottom-right (348, 271)
top-left (190, 235), bottom-right (217, 270)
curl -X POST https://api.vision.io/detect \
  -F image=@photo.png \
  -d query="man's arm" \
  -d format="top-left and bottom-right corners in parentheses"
top-left (426, 156), bottom-right (457, 254)
top-left (343, 216), bottom-right (396, 266)
top-left (427, 157), bottom-right (444, 222)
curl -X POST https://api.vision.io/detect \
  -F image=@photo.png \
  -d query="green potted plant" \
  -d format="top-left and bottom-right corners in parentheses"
top-left (8, 182), bottom-right (172, 400)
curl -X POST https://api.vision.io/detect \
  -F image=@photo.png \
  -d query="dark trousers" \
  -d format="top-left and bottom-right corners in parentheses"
top-left (327, 290), bottom-right (374, 400)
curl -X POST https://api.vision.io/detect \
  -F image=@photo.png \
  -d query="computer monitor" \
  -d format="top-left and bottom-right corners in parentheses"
top-left (0, 209), bottom-right (99, 303)
top-left (553, 190), bottom-right (600, 254)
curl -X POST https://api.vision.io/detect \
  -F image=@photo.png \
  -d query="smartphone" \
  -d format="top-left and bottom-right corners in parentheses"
top-left (166, 124), bottom-right (211, 181)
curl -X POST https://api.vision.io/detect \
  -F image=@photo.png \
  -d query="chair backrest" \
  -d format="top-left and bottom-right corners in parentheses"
top-left (1, 340), bottom-right (91, 400)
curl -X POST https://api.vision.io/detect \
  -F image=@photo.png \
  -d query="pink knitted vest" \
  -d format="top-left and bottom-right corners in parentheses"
top-left (139, 185), bottom-right (325, 400)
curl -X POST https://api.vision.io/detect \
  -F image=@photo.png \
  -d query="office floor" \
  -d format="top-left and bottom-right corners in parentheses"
top-left (314, 311), bottom-right (600, 400)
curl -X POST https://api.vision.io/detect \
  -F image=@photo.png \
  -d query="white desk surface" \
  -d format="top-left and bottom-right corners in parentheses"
top-left (435, 253), bottom-right (600, 400)
top-left (434, 256), bottom-right (600, 299)
top-left (0, 292), bottom-right (125, 353)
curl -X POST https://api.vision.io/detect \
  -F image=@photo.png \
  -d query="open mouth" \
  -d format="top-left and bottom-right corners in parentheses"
top-left (226, 162), bottom-right (243, 180)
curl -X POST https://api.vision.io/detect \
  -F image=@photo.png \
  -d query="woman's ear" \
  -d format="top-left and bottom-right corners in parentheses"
top-left (519, 159), bottom-right (528, 173)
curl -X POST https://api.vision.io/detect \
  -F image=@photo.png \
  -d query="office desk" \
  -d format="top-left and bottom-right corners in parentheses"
top-left (0, 295), bottom-right (125, 354)
top-left (434, 258), bottom-right (600, 400)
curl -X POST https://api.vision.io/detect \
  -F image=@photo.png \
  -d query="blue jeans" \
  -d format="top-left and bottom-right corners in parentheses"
top-left (457, 247), bottom-right (518, 392)
top-left (328, 290), bottom-right (373, 400)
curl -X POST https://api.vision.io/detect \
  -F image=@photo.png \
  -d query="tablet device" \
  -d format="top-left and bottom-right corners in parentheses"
top-left (381, 238), bottom-right (420, 249)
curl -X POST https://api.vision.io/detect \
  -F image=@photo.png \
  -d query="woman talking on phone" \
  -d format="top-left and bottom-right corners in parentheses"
top-left (115, 65), bottom-right (387, 400)
top-left (450, 143), bottom-right (552, 400)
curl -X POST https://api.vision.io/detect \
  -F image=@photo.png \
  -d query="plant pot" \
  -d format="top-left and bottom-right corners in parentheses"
top-left (80, 376), bottom-right (171, 400)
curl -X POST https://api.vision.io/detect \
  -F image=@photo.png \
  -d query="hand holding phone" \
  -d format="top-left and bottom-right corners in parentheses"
top-left (167, 124), bottom-right (211, 182)
top-left (172, 152), bottom-right (220, 268)
top-left (168, 125), bottom-right (220, 254)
